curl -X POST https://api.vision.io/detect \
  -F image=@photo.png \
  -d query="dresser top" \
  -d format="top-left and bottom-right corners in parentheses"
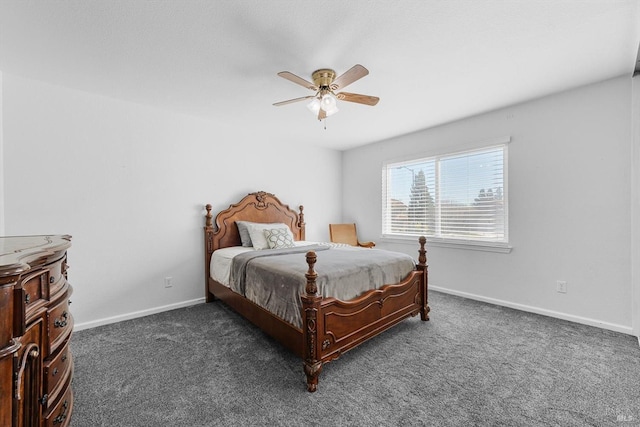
top-left (0, 235), bottom-right (71, 277)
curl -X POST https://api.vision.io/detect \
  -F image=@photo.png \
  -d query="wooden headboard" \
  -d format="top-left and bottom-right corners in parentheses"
top-left (204, 191), bottom-right (305, 256)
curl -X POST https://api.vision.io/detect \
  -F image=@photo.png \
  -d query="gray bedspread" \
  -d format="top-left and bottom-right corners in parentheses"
top-left (229, 245), bottom-right (416, 328)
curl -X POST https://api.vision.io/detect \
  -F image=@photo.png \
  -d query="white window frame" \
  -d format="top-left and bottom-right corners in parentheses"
top-left (382, 137), bottom-right (512, 253)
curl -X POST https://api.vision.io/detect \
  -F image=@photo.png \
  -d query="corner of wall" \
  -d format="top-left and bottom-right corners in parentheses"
top-left (632, 74), bottom-right (640, 338)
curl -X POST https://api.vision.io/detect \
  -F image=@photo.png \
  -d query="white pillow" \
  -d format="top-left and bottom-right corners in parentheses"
top-left (264, 228), bottom-right (295, 249)
top-left (245, 222), bottom-right (292, 250)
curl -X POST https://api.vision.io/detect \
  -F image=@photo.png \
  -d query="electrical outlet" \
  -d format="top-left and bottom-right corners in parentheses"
top-left (164, 277), bottom-right (173, 288)
top-left (556, 280), bottom-right (567, 293)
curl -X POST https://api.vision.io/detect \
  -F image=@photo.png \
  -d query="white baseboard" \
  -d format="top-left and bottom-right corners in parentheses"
top-left (74, 290), bottom-right (636, 339)
top-left (430, 286), bottom-right (634, 336)
top-left (73, 297), bottom-right (206, 331)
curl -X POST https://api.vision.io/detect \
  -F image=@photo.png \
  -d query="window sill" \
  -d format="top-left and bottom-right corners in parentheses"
top-left (380, 235), bottom-right (513, 254)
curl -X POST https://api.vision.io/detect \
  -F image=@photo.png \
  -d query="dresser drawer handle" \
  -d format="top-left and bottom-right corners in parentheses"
top-left (54, 311), bottom-right (68, 328)
top-left (53, 400), bottom-right (68, 425)
top-left (52, 367), bottom-right (59, 376)
top-left (61, 353), bottom-right (67, 362)
top-left (25, 294), bottom-right (31, 304)
top-left (50, 276), bottom-right (55, 284)
top-left (14, 345), bottom-right (39, 399)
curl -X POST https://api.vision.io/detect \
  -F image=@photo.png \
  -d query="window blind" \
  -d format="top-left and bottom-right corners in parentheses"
top-left (382, 145), bottom-right (507, 243)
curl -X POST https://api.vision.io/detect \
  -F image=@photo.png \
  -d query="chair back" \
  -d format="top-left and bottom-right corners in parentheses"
top-left (329, 223), bottom-right (359, 246)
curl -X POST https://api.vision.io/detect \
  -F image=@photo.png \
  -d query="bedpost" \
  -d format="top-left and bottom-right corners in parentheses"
top-left (204, 204), bottom-right (215, 303)
top-left (417, 236), bottom-right (430, 321)
top-left (301, 250), bottom-right (322, 392)
top-left (298, 205), bottom-right (306, 241)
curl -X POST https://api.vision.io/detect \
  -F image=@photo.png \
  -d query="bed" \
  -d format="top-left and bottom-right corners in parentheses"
top-left (203, 191), bottom-right (429, 392)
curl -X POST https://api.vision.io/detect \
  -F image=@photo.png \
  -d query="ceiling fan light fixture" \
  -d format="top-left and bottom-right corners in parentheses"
top-left (321, 93), bottom-right (337, 112)
top-left (307, 98), bottom-right (321, 114)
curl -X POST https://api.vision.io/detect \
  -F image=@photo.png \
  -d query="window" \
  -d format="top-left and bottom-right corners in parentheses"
top-left (382, 143), bottom-right (508, 248)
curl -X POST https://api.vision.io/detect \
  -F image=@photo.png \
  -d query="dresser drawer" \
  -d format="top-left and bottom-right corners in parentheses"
top-left (22, 271), bottom-right (47, 308)
top-left (44, 383), bottom-right (73, 427)
top-left (23, 256), bottom-right (64, 308)
top-left (43, 339), bottom-right (73, 409)
top-left (47, 293), bottom-right (73, 355)
top-left (48, 257), bottom-right (65, 296)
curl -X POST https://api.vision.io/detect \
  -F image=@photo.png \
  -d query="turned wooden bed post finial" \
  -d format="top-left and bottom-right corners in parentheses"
top-left (298, 205), bottom-right (306, 241)
top-left (205, 204), bottom-right (213, 229)
top-left (418, 236), bottom-right (427, 266)
top-left (305, 250), bottom-right (317, 295)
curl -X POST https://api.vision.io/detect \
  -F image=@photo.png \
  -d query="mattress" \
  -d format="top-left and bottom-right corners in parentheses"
top-left (210, 241), bottom-right (416, 328)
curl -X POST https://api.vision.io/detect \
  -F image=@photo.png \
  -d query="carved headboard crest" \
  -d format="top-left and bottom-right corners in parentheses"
top-left (254, 191), bottom-right (274, 209)
top-left (204, 191), bottom-right (306, 254)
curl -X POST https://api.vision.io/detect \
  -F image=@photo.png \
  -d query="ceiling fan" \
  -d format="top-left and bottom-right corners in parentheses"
top-left (273, 64), bottom-right (379, 121)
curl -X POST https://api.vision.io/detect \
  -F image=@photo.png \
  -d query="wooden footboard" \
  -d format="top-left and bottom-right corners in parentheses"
top-left (302, 237), bottom-right (429, 392)
top-left (320, 270), bottom-right (424, 359)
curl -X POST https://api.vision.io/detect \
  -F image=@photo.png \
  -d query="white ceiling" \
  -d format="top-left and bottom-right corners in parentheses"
top-left (0, 1), bottom-right (638, 150)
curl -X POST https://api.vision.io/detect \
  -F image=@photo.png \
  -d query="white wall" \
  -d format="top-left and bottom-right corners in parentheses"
top-left (632, 74), bottom-right (640, 337)
top-left (0, 71), bottom-right (4, 235)
top-left (343, 76), bottom-right (634, 333)
top-left (1, 74), bottom-right (342, 329)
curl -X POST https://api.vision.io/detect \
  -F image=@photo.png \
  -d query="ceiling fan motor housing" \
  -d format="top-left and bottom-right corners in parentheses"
top-left (311, 69), bottom-right (336, 89)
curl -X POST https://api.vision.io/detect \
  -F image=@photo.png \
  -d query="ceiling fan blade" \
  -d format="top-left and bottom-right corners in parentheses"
top-left (277, 71), bottom-right (318, 91)
top-left (273, 96), bottom-right (315, 106)
top-left (317, 108), bottom-right (326, 121)
top-left (336, 92), bottom-right (380, 106)
top-left (330, 64), bottom-right (369, 91)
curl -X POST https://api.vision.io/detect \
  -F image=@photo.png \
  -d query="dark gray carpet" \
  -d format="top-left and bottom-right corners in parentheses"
top-left (70, 291), bottom-right (639, 426)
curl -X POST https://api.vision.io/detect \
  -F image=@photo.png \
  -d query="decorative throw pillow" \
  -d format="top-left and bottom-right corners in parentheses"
top-left (264, 228), bottom-right (295, 249)
top-left (235, 221), bottom-right (253, 247)
top-left (245, 222), bottom-right (290, 250)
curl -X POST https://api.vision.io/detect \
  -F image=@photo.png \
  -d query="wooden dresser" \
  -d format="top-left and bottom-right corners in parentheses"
top-left (0, 235), bottom-right (74, 427)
